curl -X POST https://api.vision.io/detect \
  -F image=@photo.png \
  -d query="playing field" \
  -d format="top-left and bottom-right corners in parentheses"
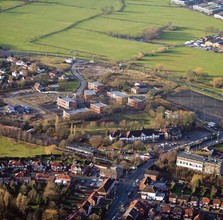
top-left (0, 136), bottom-right (59, 157)
top-left (0, 0), bottom-right (223, 74)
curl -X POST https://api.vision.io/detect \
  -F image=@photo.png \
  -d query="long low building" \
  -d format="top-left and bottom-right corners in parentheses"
top-left (109, 129), bottom-right (162, 142)
top-left (176, 152), bottom-right (223, 175)
top-left (63, 108), bottom-right (91, 120)
top-left (57, 97), bottom-right (77, 110)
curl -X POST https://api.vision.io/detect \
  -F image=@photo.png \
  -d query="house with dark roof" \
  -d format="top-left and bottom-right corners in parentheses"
top-left (189, 196), bottom-right (198, 207)
top-left (178, 195), bottom-right (189, 205)
top-left (123, 200), bottom-right (148, 220)
top-left (169, 193), bottom-right (178, 204)
top-left (97, 178), bottom-right (115, 196)
top-left (31, 161), bottom-right (45, 172)
top-left (161, 126), bottom-right (182, 140)
top-left (172, 207), bottom-right (183, 220)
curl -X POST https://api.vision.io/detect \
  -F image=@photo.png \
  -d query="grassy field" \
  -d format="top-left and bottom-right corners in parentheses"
top-left (0, 0), bottom-right (223, 74)
top-left (0, 136), bottom-right (58, 157)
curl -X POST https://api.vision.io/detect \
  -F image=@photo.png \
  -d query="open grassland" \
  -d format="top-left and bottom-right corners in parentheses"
top-left (0, 0), bottom-right (223, 74)
top-left (0, 136), bottom-right (59, 157)
top-left (0, 0), bottom-right (24, 10)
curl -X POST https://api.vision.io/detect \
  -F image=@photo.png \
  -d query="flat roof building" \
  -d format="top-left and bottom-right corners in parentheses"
top-left (88, 81), bottom-right (105, 92)
top-left (57, 97), bottom-right (77, 110)
top-left (176, 152), bottom-right (223, 175)
top-left (90, 102), bottom-right (107, 114)
top-left (63, 108), bottom-right (91, 120)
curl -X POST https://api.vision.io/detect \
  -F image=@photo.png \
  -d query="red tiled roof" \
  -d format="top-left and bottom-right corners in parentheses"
top-left (55, 174), bottom-right (71, 181)
top-left (213, 199), bottom-right (221, 205)
top-left (51, 162), bottom-right (64, 167)
top-left (185, 208), bottom-right (193, 216)
top-left (35, 173), bottom-right (50, 179)
top-left (15, 171), bottom-right (25, 177)
top-left (162, 205), bottom-right (171, 213)
top-left (8, 160), bottom-right (24, 166)
top-left (202, 197), bottom-right (210, 204)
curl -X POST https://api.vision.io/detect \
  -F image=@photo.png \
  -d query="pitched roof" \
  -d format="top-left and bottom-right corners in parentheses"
top-left (185, 208), bottom-right (193, 216)
top-left (162, 205), bottom-right (171, 213)
top-left (97, 178), bottom-right (115, 193)
top-left (213, 198), bottom-right (221, 205)
top-left (202, 197), bottom-right (210, 204)
top-left (55, 174), bottom-right (71, 181)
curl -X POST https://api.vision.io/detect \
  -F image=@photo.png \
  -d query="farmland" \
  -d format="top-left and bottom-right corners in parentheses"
top-left (0, 0), bottom-right (223, 74)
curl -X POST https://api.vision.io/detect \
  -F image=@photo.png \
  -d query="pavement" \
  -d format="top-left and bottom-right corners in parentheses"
top-left (106, 159), bottom-right (156, 220)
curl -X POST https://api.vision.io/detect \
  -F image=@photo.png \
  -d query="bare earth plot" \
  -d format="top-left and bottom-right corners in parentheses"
top-left (167, 90), bottom-right (223, 122)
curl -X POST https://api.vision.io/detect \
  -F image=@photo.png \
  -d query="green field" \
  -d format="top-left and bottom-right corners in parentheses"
top-left (0, 0), bottom-right (223, 74)
top-left (0, 136), bottom-right (57, 157)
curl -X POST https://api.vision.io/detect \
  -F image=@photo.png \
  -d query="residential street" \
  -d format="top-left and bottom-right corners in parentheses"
top-left (106, 159), bottom-right (156, 220)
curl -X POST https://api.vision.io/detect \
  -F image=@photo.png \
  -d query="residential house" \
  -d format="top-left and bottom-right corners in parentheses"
top-left (8, 160), bottom-right (26, 170)
top-left (84, 90), bottom-right (96, 102)
top-left (70, 163), bottom-right (83, 175)
top-left (31, 161), bottom-right (45, 172)
top-left (184, 208), bottom-right (194, 220)
top-left (63, 108), bottom-right (91, 120)
top-left (161, 204), bottom-right (171, 218)
top-left (220, 201), bottom-right (223, 211)
top-left (127, 96), bottom-right (145, 110)
top-left (213, 199), bottom-right (221, 209)
top-left (178, 195), bottom-right (189, 205)
top-left (189, 196), bottom-right (198, 207)
top-left (90, 102), bottom-right (107, 114)
top-left (81, 191), bottom-right (101, 216)
top-left (139, 177), bottom-right (165, 201)
top-left (131, 86), bottom-right (150, 94)
top-left (201, 197), bottom-right (210, 208)
top-left (15, 171), bottom-right (31, 183)
top-left (50, 162), bottom-right (66, 172)
top-left (57, 97), bottom-right (77, 110)
top-left (161, 126), bottom-right (182, 140)
top-left (55, 174), bottom-right (71, 185)
top-left (123, 200), bottom-right (148, 220)
top-left (172, 207), bottom-right (183, 220)
top-left (88, 82), bottom-right (105, 92)
top-left (95, 164), bottom-right (123, 179)
top-left (107, 91), bottom-right (128, 104)
top-left (169, 193), bottom-right (178, 204)
top-left (144, 169), bottom-right (159, 181)
top-left (97, 178), bottom-right (115, 196)
top-left (35, 173), bottom-right (50, 183)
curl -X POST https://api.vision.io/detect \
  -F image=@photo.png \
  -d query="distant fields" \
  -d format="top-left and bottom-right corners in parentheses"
top-left (0, 0), bottom-right (223, 74)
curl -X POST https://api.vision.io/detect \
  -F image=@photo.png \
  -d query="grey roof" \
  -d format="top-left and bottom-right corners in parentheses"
top-left (84, 90), bottom-right (96, 95)
top-left (91, 102), bottom-right (107, 108)
top-left (90, 81), bottom-right (104, 87)
top-left (109, 91), bottom-right (127, 98)
top-left (128, 96), bottom-right (144, 102)
top-left (64, 108), bottom-right (91, 115)
top-left (178, 152), bottom-right (222, 164)
top-left (58, 96), bottom-right (75, 102)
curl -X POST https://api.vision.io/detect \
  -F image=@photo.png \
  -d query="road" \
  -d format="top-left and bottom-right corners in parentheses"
top-left (106, 159), bottom-right (156, 220)
top-left (71, 61), bottom-right (87, 97)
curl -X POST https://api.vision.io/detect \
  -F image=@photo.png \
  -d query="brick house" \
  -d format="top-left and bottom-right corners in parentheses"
top-left (127, 96), bottom-right (145, 109)
top-left (84, 90), bottom-right (96, 102)
top-left (90, 102), bottom-right (107, 114)
top-left (57, 97), bottom-right (77, 110)
top-left (88, 82), bottom-right (105, 92)
top-left (107, 91), bottom-right (128, 104)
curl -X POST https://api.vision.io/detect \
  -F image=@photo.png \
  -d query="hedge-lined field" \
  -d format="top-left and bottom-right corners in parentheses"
top-left (0, 0), bottom-right (223, 74)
